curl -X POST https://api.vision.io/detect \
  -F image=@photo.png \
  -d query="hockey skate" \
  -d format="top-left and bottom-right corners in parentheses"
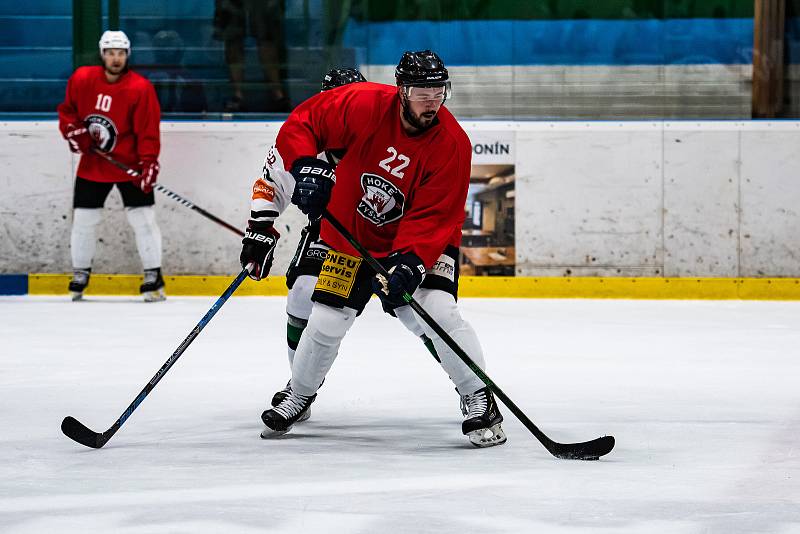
top-left (260, 390), bottom-right (316, 438)
top-left (270, 380), bottom-right (312, 424)
top-left (271, 380), bottom-right (292, 407)
top-left (68, 269), bottom-right (91, 301)
top-left (140, 268), bottom-right (166, 302)
top-left (460, 387), bottom-right (507, 448)
top-left (271, 378), bottom-right (322, 421)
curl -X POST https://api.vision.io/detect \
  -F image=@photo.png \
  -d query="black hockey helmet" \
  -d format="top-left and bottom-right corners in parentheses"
top-left (395, 50), bottom-right (449, 87)
top-left (321, 67), bottom-right (367, 91)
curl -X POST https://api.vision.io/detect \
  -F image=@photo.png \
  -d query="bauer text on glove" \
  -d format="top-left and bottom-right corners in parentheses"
top-left (240, 221), bottom-right (280, 280)
top-left (289, 156), bottom-right (336, 220)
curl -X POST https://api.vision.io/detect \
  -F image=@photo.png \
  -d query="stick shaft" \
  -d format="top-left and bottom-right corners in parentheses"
top-left (321, 211), bottom-right (558, 449)
top-left (90, 148), bottom-right (244, 237)
top-left (63, 269), bottom-right (249, 448)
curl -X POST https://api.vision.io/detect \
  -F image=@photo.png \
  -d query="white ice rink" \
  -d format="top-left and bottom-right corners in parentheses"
top-left (1, 295), bottom-right (799, 533)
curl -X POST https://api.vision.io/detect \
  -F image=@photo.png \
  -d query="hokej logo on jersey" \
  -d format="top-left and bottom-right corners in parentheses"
top-left (85, 114), bottom-right (118, 152)
top-left (357, 173), bottom-right (405, 226)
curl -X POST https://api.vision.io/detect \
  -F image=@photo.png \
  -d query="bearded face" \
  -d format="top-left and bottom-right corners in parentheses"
top-left (398, 86), bottom-right (446, 132)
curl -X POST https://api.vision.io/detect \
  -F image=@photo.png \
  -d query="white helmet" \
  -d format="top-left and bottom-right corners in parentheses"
top-left (98, 30), bottom-right (130, 55)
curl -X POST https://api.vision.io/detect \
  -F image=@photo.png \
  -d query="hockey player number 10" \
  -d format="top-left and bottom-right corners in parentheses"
top-left (378, 147), bottom-right (410, 179)
top-left (95, 94), bottom-right (112, 112)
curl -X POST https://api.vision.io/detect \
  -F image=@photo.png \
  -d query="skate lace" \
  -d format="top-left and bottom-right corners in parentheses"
top-left (72, 270), bottom-right (89, 284)
top-left (143, 270), bottom-right (158, 284)
top-left (462, 390), bottom-right (488, 419)
top-left (274, 391), bottom-right (310, 419)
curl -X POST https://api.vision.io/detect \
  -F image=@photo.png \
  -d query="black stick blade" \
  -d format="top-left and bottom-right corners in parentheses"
top-left (61, 416), bottom-right (106, 449)
top-left (551, 435), bottom-right (615, 461)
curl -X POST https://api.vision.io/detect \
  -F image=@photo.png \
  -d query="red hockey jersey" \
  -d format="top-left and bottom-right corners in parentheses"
top-left (275, 82), bottom-right (471, 267)
top-left (57, 66), bottom-right (161, 183)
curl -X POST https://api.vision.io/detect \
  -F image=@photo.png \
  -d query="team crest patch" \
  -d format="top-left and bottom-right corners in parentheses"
top-left (357, 173), bottom-right (405, 226)
top-left (85, 114), bottom-right (118, 152)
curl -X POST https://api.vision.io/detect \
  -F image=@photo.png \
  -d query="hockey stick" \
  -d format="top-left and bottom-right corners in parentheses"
top-left (90, 148), bottom-right (245, 237)
top-left (322, 211), bottom-right (614, 460)
top-left (61, 268), bottom-right (250, 449)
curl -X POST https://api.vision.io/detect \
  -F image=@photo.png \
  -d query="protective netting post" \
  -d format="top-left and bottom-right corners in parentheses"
top-left (752, 0), bottom-right (785, 118)
top-left (72, 0), bottom-right (102, 69)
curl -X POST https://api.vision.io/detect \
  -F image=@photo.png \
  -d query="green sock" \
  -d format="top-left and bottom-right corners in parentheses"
top-left (421, 334), bottom-right (440, 362)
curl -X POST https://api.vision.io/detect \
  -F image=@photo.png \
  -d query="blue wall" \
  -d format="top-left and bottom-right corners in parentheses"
top-left (0, 1), bottom-right (72, 113)
top-left (343, 18), bottom-right (755, 66)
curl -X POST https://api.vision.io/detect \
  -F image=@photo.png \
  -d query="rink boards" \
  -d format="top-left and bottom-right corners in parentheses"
top-left (2, 120), bottom-right (800, 286)
top-left (1, 273), bottom-right (798, 300)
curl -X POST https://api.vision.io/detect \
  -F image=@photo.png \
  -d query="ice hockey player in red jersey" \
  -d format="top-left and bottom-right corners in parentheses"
top-left (57, 30), bottom-right (165, 302)
top-left (240, 50), bottom-right (506, 447)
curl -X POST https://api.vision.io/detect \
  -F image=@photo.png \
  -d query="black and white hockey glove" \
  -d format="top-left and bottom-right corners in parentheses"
top-left (240, 221), bottom-right (280, 280)
top-left (372, 252), bottom-right (426, 313)
top-left (290, 156), bottom-right (336, 220)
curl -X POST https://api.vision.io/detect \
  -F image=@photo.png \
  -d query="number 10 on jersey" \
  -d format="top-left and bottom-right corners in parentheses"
top-left (95, 94), bottom-right (112, 112)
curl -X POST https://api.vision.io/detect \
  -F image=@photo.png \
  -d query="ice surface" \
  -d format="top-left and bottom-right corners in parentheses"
top-left (1, 295), bottom-right (799, 533)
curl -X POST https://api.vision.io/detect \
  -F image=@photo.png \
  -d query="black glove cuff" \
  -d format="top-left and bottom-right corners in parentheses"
top-left (242, 220), bottom-right (278, 245)
top-left (387, 251), bottom-right (424, 270)
top-left (247, 219), bottom-right (274, 231)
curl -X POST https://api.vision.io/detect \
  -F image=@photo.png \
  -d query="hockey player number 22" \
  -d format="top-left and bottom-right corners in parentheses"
top-left (378, 147), bottom-right (410, 178)
top-left (95, 94), bottom-right (112, 112)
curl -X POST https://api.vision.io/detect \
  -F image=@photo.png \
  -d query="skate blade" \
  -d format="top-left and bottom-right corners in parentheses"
top-left (467, 422), bottom-right (507, 448)
top-left (260, 425), bottom-right (292, 439)
top-left (70, 291), bottom-right (84, 302)
top-left (143, 288), bottom-right (166, 302)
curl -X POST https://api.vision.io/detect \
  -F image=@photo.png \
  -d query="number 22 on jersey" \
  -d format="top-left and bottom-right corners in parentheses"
top-left (95, 94), bottom-right (112, 112)
top-left (378, 147), bottom-right (410, 178)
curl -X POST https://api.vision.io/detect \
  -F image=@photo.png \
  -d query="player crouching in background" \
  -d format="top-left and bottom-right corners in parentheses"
top-left (57, 30), bottom-right (165, 302)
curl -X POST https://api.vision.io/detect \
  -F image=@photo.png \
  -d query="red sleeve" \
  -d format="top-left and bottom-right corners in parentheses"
top-left (392, 130), bottom-right (471, 266)
top-left (57, 72), bottom-right (82, 137)
top-left (132, 78), bottom-right (161, 161)
top-left (275, 83), bottom-right (382, 170)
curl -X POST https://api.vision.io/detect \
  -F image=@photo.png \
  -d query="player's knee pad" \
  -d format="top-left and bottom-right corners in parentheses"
top-left (125, 206), bottom-right (162, 269)
top-left (125, 205), bottom-right (158, 231)
top-left (72, 208), bottom-right (103, 231)
top-left (286, 275), bottom-right (316, 320)
top-left (71, 208), bottom-right (103, 269)
top-left (414, 289), bottom-right (464, 337)
top-left (394, 305), bottom-right (425, 337)
top-left (306, 303), bottom-right (356, 346)
top-left (291, 304), bottom-right (355, 396)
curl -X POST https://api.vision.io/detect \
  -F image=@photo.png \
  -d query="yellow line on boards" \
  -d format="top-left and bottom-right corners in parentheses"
top-left (27, 274), bottom-right (800, 300)
top-left (458, 276), bottom-right (800, 300)
top-left (27, 274), bottom-right (288, 297)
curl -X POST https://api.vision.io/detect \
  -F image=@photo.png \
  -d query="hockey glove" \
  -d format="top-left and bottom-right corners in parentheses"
top-left (290, 156), bottom-right (336, 220)
top-left (136, 158), bottom-right (160, 194)
top-left (65, 123), bottom-right (92, 154)
top-left (240, 221), bottom-right (281, 280)
top-left (372, 252), bottom-right (426, 313)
